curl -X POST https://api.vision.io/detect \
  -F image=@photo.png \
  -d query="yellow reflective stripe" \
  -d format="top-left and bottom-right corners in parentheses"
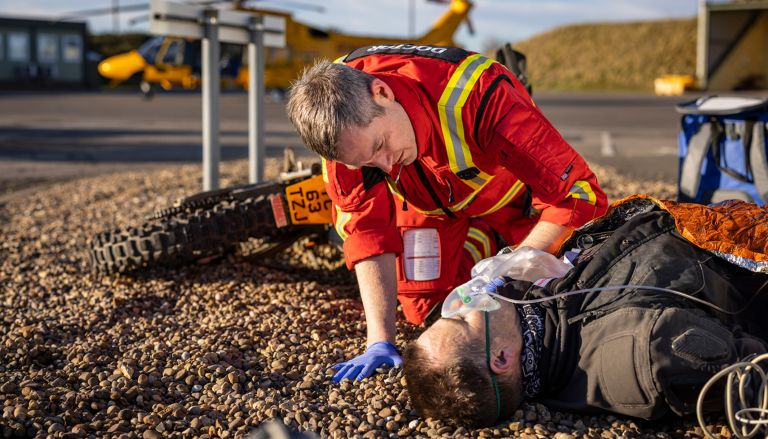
top-left (388, 176), bottom-right (484, 216)
top-left (463, 241), bottom-right (482, 265)
top-left (567, 181), bottom-right (597, 205)
top-left (480, 180), bottom-right (525, 216)
top-left (334, 55), bottom-right (347, 64)
top-left (438, 54), bottom-right (496, 190)
top-left (450, 188), bottom-right (482, 212)
top-left (321, 157), bottom-right (329, 183)
top-left (386, 178), bottom-right (445, 215)
top-left (334, 205), bottom-right (352, 241)
top-left (388, 174), bottom-right (521, 217)
top-left (467, 227), bottom-right (491, 259)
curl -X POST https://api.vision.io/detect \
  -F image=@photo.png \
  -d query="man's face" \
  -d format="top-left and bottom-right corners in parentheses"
top-left (416, 302), bottom-right (520, 367)
top-left (336, 80), bottom-right (418, 172)
top-left (417, 310), bottom-right (488, 362)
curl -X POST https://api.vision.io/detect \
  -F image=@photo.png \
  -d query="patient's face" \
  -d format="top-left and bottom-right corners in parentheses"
top-left (417, 310), bottom-right (487, 361)
top-left (416, 302), bottom-right (519, 364)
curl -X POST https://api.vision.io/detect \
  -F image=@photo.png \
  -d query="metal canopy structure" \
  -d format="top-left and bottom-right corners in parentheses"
top-left (149, 0), bottom-right (286, 190)
top-left (697, 0), bottom-right (768, 91)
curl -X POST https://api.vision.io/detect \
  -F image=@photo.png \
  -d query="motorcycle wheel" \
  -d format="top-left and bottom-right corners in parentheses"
top-left (88, 195), bottom-right (280, 275)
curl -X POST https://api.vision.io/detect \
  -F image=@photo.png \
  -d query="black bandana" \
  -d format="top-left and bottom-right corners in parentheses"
top-left (516, 304), bottom-right (544, 398)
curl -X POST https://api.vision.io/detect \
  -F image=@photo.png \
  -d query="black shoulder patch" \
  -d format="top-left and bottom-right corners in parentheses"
top-left (671, 328), bottom-right (730, 361)
top-left (344, 44), bottom-right (471, 65)
top-left (361, 166), bottom-right (387, 192)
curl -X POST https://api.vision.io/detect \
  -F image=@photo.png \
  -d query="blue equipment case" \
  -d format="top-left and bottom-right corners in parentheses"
top-left (676, 96), bottom-right (768, 205)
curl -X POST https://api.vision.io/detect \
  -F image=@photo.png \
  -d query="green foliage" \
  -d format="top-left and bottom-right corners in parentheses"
top-left (88, 33), bottom-right (151, 58)
top-left (512, 18), bottom-right (697, 91)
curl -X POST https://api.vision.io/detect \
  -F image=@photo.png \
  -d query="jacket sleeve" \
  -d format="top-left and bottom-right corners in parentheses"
top-left (475, 78), bottom-right (608, 229)
top-left (323, 159), bottom-right (403, 270)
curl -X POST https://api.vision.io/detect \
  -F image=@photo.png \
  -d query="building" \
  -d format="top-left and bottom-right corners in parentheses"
top-left (697, 0), bottom-right (768, 90)
top-left (0, 17), bottom-right (91, 89)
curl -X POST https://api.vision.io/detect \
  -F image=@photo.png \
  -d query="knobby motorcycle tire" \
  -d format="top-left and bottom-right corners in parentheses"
top-left (88, 195), bottom-right (284, 275)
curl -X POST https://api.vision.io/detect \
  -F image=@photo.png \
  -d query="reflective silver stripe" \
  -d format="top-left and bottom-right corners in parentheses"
top-left (444, 56), bottom-right (488, 176)
top-left (569, 185), bottom-right (590, 200)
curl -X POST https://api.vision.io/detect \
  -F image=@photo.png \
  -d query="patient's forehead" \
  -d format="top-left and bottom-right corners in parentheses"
top-left (417, 318), bottom-right (473, 362)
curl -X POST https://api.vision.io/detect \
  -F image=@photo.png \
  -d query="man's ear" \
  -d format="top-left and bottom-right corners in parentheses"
top-left (490, 345), bottom-right (516, 375)
top-left (370, 78), bottom-right (396, 105)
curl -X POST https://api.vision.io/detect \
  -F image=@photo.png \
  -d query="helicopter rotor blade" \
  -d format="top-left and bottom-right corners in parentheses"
top-left (189, 0), bottom-right (323, 13)
top-left (128, 14), bottom-right (151, 25)
top-left (464, 16), bottom-right (474, 35)
top-left (55, 3), bottom-right (150, 22)
top-left (56, 1), bottom-right (206, 22)
top-left (243, 0), bottom-right (324, 13)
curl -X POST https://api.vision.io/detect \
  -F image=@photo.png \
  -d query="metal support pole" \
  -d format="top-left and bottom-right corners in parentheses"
top-left (696, 0), bottom-right (709, 90)
top-left (113, 0), bottom-right (120, 34)
top-left (202, 9), bottom-right (220, 190)
top-left (248, 15), bottom-right (265, 183)
top-left (409, 0), bottom-right (415, 39)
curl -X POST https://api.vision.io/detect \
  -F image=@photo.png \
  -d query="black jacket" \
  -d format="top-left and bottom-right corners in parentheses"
top-left (498, 208), bottom-right (768, 419)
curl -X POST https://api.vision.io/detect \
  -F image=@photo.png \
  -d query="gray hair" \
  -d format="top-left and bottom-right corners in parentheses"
top-left (286, 60), bottom-right (386, 160)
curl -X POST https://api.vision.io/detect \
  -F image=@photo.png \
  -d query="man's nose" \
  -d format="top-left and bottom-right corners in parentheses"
top-left (373, 154), bottom-right (393, 173)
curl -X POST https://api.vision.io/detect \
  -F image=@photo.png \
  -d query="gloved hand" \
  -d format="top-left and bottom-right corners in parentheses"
top-left (483, 276), bottom-right (507, 293)
top-left (331, 341), bottom-right (402, 382)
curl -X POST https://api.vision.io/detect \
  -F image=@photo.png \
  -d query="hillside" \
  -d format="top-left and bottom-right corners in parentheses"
top-left (512, 18), bottom-right (697, 91)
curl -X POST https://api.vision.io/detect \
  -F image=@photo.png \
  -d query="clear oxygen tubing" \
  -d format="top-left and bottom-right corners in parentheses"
top-left (696, 353), bottom-right (768, 439)
top-left (485, 278), bottom-right (768, 316)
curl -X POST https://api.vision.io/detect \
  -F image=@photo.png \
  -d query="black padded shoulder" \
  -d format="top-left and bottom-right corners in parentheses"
top-left (361, 166), bottom-right (387, 192)
top-left (344, 44), bottom-right (471, 65)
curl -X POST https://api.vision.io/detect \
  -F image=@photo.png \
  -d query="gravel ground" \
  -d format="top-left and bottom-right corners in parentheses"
top-left (0, 160), bottom-right (734, 439)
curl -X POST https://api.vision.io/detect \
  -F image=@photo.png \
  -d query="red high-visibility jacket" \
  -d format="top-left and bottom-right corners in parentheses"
top-left (323, 45), bottom-right (608, 269)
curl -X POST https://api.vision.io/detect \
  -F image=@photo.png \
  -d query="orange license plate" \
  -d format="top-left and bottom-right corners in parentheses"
top-left (285, 175), bottom-right (333, 225)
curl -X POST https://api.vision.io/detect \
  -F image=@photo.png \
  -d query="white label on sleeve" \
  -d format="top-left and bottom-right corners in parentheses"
top-left (534, 278), bottom-right (554, 287)
top-left (403, 228), bottom-right (440, 281)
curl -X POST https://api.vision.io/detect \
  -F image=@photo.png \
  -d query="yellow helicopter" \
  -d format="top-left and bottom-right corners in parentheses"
top-left (96, 0), bottom-right (474, 99)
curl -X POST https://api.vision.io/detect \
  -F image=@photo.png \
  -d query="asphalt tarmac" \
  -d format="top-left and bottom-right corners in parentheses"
top-left (0, 89), bottom-right (700, 202)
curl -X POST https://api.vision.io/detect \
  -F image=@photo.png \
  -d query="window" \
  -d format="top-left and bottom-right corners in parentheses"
top-left (61, 34), bottom-right (82, 63)
top-left (8, 32), bottom-right (29, 62)
top-left (137, 35), bottom-right (164, 63)
top-left (162, 40), bottom-right (181, 64)
top-left (37, 33), bottom-right (58, 63)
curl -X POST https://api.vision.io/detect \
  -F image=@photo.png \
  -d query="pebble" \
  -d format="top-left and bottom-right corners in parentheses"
top-left (119, 409), bottom-right (134, 420)
top-left (0, 160), bottom-right (705, 439)
top-left (48, 424), bottom-right (65, 433)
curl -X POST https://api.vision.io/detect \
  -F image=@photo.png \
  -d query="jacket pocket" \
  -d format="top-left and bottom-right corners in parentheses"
top-left (578, 308), bottom-right (662, 417)
top-left (599, 335), bottom-right (648, 405)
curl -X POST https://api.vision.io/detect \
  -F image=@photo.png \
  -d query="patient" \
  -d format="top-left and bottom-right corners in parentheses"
top-left (403, 200), bottom-right (768, 429)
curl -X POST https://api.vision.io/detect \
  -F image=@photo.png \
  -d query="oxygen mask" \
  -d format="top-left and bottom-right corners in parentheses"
top-left (441, 278), bottom-right (502, 318)
top-left (441, 246), bottom-right (573, 319)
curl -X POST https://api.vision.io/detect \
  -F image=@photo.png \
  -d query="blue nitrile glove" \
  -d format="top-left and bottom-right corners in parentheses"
top-left (483, 276), bottom-right (506, 293)
top-left (331, 341), bottom-right (402, 382)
